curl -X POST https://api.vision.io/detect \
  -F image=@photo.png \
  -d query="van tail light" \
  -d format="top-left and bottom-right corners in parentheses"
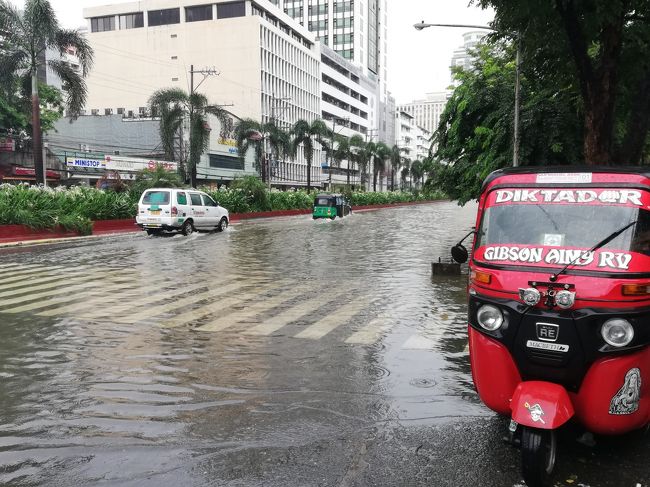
top-left (621, 283), bottom-right (650, 296)
top-left (171, 206), bottom-right (178, 216)
top-left (470, 270), bottom-right (492, 285)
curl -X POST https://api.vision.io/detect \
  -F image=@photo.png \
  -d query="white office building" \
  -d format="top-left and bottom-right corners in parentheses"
top-left (397, 91), bottom-right (450, 137)
top-left (450, 30), bottom-right (487, 83)
top-left (82, 0), bottom-right (322, 187)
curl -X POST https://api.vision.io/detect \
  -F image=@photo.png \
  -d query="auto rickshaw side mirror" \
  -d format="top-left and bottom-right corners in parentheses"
top-left (451, 243), bottom-right (469, 264)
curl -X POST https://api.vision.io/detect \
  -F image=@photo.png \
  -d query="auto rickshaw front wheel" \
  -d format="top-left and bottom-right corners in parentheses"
top-left (521, 426), bottom-right (556, 487)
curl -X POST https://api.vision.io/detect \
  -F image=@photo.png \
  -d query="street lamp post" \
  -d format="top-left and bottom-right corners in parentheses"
top-left (414, 22), bottom-right (521, 167)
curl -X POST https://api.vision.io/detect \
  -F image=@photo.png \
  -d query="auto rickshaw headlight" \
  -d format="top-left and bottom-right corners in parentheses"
top-left (477, 305), bottom-right (504, 331)
top-left (601, 318), bottom-right (634, 347)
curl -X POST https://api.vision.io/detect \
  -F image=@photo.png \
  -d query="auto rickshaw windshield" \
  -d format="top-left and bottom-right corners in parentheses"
top-left (477, 201), bottom-right (650, 256)
top-left (315, 197), bottom-right (334, 207)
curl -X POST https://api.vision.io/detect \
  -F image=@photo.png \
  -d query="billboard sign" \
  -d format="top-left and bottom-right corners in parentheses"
top-left (104, 155), bottom-right (176, 172)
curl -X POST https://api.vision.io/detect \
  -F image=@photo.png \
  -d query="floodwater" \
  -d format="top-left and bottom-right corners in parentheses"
top-left (0, 202), bottom-right (648, 487)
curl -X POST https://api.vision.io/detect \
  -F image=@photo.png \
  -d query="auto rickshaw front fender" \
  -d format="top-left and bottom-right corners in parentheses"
top-left (511, 381), bottom-right (575, 430)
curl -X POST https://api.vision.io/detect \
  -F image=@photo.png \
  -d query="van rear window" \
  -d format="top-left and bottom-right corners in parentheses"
top-left (142, 191), bottom-right (170, 205)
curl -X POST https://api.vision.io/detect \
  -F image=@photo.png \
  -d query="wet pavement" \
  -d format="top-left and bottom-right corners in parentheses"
top-left (0, 202), bottom-right (648, 487)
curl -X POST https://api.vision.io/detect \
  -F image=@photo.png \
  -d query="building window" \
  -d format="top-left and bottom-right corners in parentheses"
top-left (117, 108), bottom-right (124, 115)
top-left (91, 109), bottom-right (99, 116)
top-left (186, 5), bottom-right (213, 22)
top-left (90, 15), bottom-right (115, 32)
top-left (148, 8), bottom-right (180, 27)
top-left (139, 107), bottom-right (147, 116)
top-left (104, 108), bottom-right (113, 115)
top-left (119, 12), bottom-right (143, 29)
top-left (217, 2), bottom-right (245, 19)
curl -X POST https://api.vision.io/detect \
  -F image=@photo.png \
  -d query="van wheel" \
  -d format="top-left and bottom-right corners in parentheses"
top-left (181, 220), bottom-right (194, 236)
top-left (217, 217), bottom-right (228, 232)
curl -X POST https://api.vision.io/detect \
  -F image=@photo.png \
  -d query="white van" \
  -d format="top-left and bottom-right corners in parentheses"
top-left (136, 188), bottom-right (229, 236)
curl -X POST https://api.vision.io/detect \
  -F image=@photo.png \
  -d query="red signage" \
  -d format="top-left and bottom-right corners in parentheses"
top-left (12, 167), bottom-right (61, 179)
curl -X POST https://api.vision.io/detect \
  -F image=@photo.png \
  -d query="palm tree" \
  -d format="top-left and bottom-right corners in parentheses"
top-left (348, 134), bottom-right (365, 189)
top-left (411, 160), bottom-right (424, 190)
top-left (356, 140), bottom-right (376, 191)
top-left (373, 142), bottom-right (391, 192)
top-left (0, 0), bottom-right (93, 185)
top-left (389, 145), bottom-right (405, 191)
top-left (401, 158), bottom-right (412, 191)
top-left (149, 88), bottom-right (227, 188)
top-left (234, 119), bottom-right (290, 183)
top-left (290, 119), bottom-right (330, 192)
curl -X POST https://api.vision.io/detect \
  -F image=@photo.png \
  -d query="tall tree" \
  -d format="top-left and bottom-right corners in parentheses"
top-left (149, 88), bottom-right (227, 188)
top-left (475, 0), bottom-right (650, 165)
top-left (234, 119), bottom-right (291, 183)
top-left (400, 158), bottom-right (411, 191)
top-left (373, 142), bottom-right (391, 192)
top-left (388, 145), bottom-right (405, 192)
top-left (0, 0), bottom-right (93, 184)
top-left (290, 119), bottom-right (330, 192)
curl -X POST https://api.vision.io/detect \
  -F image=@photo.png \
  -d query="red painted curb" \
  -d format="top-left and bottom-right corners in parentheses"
top-left (0, 224), bottom-right (80, 244)
top-left (230, 209), bottom-right (312, 221)
top-left (92, 218), bottom-right (138, 235)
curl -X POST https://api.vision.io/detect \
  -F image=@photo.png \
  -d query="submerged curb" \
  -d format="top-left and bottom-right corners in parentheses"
top-left (0, 200), bottom-right (445, 248)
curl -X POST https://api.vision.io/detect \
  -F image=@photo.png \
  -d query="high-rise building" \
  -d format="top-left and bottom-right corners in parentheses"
top-left (450, 30), bottom-right (487, 83)
top-left (397, 92), bottom-right (450, 136)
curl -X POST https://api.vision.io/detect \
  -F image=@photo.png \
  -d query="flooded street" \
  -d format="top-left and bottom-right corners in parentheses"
top-left (0, 202), bottom-right (648, 487)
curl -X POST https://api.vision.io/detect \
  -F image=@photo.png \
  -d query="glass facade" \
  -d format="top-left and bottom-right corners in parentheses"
top-left (118, 12), bottom-right (144, 29)
top-left (217, 2), bottom-right (246, 19)
top-left (91, 16), bottom-right (115, 32)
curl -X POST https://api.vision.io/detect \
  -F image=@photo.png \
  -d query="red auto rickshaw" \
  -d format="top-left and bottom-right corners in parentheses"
top-left (452, 167), bottom-right (649, 486)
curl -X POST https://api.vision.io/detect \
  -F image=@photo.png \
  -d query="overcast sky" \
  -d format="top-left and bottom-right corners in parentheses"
top-left (8, 0), bottom-right (494, 105)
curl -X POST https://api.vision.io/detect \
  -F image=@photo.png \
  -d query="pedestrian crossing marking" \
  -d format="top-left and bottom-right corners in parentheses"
top-left (294, 297), bottom-right (373, 340)
top-left (244, 293), bottom-right (347, 336)
top-left (79, 281), bottom-right (211, 320)
top-left (0, 263), bottom-right (43, 272)
top-left (0, 268), bottom-right (83, 293)
top-left (35, 276), bottom-right (171, 317)
top-left (0, 269), bottom-right (115, 301)
top-left (401, 335), bottom-right (436, 350)
top-left (0, 266), bottom-right (65, 285)
top-left (196, 287), bottom-right (305, 332)
top-left (116, 280), bottom-right (265, 324)
top-left (345, 316), bottom-right (393, 344)
top-left (1, 276), bottom-right (133, 313)
top-left (159, 282), bottom-right (283, 329)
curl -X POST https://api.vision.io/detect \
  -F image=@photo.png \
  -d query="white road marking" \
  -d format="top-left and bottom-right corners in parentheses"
top-left (160, 282), bottom-right (283, 329)
top-left (401, 335), bottom-right (436, 350)
top-left (2, 276), bottom-right (132, 313)
top-left (79, 281), bottom-right (210, 320)
top-left (244, 294), bottom-right (339, 336)
top-left (345, 316), bottom-right (393, 344)
top-left (196, 287), bottom-right (305, 332)
top-left (0, 268), bottom-right (84, 293)
top-left (36, 276), bottom-right (173, 316)
top-left (116, 281), bottom-right (267, 324)
top-left (0, 266), bottom-right (65, 285)
top-left (0, 272), bottom-right (123, 313)
top-left (295, 297), bottom-right (372, 340)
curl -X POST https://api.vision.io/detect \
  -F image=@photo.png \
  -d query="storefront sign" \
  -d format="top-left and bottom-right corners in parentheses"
top-left (104, 155), bottom-right (176, 172)
top-left (13, 167), bottom-right (60, 179)
top-left (66, 156), bottom-right (105, 168)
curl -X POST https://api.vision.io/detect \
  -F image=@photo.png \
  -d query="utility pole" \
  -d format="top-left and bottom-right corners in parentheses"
top-left (365, 129), bottom-right (379, 191)
top-left (188, 64), bottom-right (219, 187)
top-left (328, 117), bottom-right (349, 191)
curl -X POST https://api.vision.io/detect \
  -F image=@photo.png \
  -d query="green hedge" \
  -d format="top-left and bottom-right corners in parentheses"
top-left (0, 182), bottom-right (445, 235)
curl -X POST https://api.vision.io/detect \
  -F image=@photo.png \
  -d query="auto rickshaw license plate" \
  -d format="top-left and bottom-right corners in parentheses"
top-left (526, 340), bottom-right (569, 353)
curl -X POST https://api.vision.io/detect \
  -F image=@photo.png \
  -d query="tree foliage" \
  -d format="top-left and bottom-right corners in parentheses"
top-left (430, 40), bottom-right (583, 204)
top-left (474, 0), bottom-right (650, 165)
